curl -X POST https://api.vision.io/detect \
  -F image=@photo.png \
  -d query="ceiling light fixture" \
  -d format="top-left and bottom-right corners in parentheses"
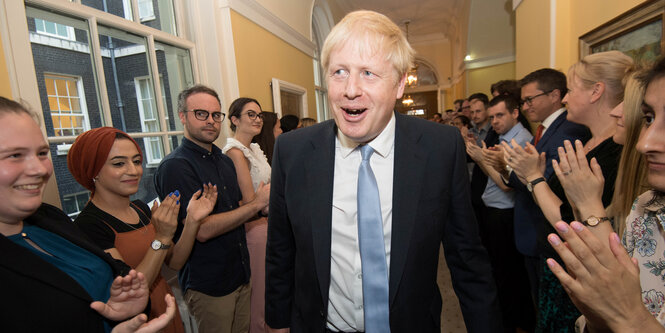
top-left (402, 95), bottom-right (414, 106)
top-left (404, 20), bottom-right (418, 88)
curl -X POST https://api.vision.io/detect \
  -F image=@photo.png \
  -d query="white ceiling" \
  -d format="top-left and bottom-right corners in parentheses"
top-left (329, 0), bottom-right (468, 43)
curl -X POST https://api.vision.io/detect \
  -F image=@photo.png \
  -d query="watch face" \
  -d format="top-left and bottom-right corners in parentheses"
top-left (151, 240), bottom-right (161, 250)
top-left (527, 183), bottom-right (533, 192)
top-left (587, 217), bottom-right (599, 226)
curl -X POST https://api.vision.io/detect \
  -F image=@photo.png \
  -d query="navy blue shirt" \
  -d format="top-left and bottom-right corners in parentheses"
top-left (154, 137), bottom-right (250, 297)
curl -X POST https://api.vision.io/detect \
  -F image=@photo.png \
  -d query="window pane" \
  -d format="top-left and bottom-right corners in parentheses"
top-left (98, 25), bottom-right (155, 133)
top-left (141, 0), bottom-right (177, 35)
top-left (154, 41), bottom-right (193, 131)
top-left (81, 0), bottom-right (129, 20)
top-left (82, 0), bottom-right (177, 35)
top-left (27, 7), bottom-right (101, 136)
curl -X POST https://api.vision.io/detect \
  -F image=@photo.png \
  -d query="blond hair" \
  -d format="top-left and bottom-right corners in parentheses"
top-left (568, 51), bottom-right (634, 107)
top-left (606, 70), bottom-right (649, 236)
top-left (321, 10), bottom-right (415, 81)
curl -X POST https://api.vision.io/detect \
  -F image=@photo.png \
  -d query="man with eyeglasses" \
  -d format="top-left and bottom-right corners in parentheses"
top-left (492, 68), bottom-right (589, 305)
top-left (154, 85), bottom-right (270, 333)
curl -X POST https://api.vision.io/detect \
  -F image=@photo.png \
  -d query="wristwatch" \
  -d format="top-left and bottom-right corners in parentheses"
top-left (151, 239), bottom-right (171, 251)
top-left (583, 216), bottom-right (610, 227)
top-left (527, 177), bottom-right (545, 192)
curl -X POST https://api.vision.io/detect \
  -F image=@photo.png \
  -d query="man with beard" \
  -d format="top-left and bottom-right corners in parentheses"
top-left (155, 85), bottom-right (270, 333)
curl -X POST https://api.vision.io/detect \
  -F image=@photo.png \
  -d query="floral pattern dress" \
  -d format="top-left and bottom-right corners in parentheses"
top-left (623, 190), bottom-right (665, 325)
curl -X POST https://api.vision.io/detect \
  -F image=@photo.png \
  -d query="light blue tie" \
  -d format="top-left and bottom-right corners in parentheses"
top-left (357, 144), bottom-right (390, 333)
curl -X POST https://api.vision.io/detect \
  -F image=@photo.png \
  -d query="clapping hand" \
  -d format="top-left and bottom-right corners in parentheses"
top-left (151, 192), bottom-right (180, 241)
top-left (546, 222), bottom-right (658, 332)
top-left (465, 139), bottom-right (483, 163)
top-left (90, 269), bottom-right (149, 321)
top-left (255, 182), bottom-right (271, 212)
top-left (502, 140), bottom-right (546, 182)
top-left (111, 294), bottom-right (177, 333)
top-left (186, 183), bottom-right (218, 224)
top-left (482, 143), bottom-right (507, 174)
top-left (552, 140), bottom-right (605, 213)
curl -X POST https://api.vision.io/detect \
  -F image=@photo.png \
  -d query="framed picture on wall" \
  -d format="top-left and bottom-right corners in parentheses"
top-left (579, 0), bottom-right (665, 63)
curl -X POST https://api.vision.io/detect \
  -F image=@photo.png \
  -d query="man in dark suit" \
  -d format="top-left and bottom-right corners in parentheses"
top-left (492, 68), bottom-right (589, 302)
top-left (265, 10), bottom-right (501, 333)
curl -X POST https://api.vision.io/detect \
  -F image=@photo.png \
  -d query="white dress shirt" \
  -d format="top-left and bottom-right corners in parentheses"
top-left (539, 107), bottom-right (566, 138)
top-left (327, 114), bottom-right (395, 332)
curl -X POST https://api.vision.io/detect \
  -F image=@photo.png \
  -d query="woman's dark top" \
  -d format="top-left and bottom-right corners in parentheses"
top-left (75, 200), bottom-right (152, 249)
top-left (0, 203), bottom-right (131, 332)
top-left (539, 137), bottom-right (623, 259)
top-left (8, 224), bottom-right (114, 303)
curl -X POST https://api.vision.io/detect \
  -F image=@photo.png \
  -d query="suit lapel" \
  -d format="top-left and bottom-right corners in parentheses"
top-left (389, 113), bottom-right (427, 304)
top-left (535, 111), bottom-right (568, 150)
top-left (304, 121), bottom-right (337, 302)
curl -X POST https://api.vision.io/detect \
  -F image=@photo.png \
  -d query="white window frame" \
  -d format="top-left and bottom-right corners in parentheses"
top-left (271, 78), bottom-right (308, 118)
top-left (62, 191), bottom-right (91, 218)
top-left (44, 73), bottom-right (91, 138)
top-left (134, 75), bottom-right (168, 165)
top-left (34, 18), bottom-right (75, 41)
top-left (123, 0), bottom-right (155, 22)
top-left (1, 0), bottom-right (199, 208)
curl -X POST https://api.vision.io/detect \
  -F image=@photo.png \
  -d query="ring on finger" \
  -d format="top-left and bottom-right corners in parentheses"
top-left (508, 157), bottom-right (513, 162)
top-left (563, 171), bottom-right (571, 176)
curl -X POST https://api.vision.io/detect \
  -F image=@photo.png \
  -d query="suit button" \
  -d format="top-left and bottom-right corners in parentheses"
top-left (319, 310), bottom-right (324, 317)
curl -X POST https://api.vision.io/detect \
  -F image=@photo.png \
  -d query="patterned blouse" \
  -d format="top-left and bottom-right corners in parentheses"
top-left (623, 190), bottom-right (665, 325)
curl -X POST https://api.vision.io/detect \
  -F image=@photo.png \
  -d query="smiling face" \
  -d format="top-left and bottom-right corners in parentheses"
top-left (0, 112), bottom-right (53, 227)
top-left (326, 41), bottom-right (406, 143)
top-left (521, 82), bottom-right (555, 123)
top-left (179, 92), bottom-right (222, 149)
top-left (231, 102), bottom-right (263, 137)
top-left (93, 138), bottom-right (143, 199)
top-left (637, 76), bottom-right (665, 192)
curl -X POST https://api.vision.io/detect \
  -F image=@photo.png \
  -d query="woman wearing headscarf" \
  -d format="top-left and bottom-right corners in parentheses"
top-left (68, 127), bottom-right (218, 333)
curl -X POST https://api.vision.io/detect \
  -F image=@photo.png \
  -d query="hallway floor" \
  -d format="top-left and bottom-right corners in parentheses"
top-left (438, 245), bottom-right (467, 332)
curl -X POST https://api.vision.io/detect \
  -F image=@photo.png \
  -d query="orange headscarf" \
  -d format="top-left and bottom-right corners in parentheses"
top-left (67, 127), bottom-right (143, 193)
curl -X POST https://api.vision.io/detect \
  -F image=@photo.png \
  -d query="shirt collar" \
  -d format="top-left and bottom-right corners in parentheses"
top-left (541, 107), bottom-right (566, 130)
top-left (474, 121), bottom-right (491, 133)
top-left (336, 112), bottom-right (396, 159)
top-left (182, 137), bottom-right (222, 157)
top-left (499, 122), bottom-right (526, 142)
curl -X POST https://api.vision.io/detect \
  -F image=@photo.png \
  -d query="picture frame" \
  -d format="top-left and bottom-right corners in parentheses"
top-left (579, 0), bottom-right (665, 63)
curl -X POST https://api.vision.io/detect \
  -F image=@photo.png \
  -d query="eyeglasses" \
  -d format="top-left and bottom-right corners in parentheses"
top-left (520, 91), bottom-right (552, 106)
top-left (186, 109), bottom-right (225, 123)
top-left (243, 111), bottom-right (264, 120)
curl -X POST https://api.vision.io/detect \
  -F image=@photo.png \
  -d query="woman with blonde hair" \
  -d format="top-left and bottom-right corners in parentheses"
top-left (503, 50), bottom-right (633, 331)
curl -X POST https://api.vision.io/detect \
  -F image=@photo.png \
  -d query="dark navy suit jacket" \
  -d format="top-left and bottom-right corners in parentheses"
top-left (265, 112), bottom-right (502, 333)
top-left (509, 110), bottom-right (589, 256)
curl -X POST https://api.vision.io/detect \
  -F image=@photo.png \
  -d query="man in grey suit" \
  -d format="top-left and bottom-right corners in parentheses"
top-left (265, 10), bottom-right (501, 333)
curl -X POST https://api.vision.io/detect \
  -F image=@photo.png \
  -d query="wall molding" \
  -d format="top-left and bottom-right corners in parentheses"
top-left (223, 0), bottom-right (316, 57)
top-left (464, 52), bottom-right (515, 69)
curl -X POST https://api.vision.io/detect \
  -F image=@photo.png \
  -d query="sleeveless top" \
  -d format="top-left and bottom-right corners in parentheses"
top-left (222, 137), bottom-right (271, 190)
top-left (75, 201), bottom-right (184, 333)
